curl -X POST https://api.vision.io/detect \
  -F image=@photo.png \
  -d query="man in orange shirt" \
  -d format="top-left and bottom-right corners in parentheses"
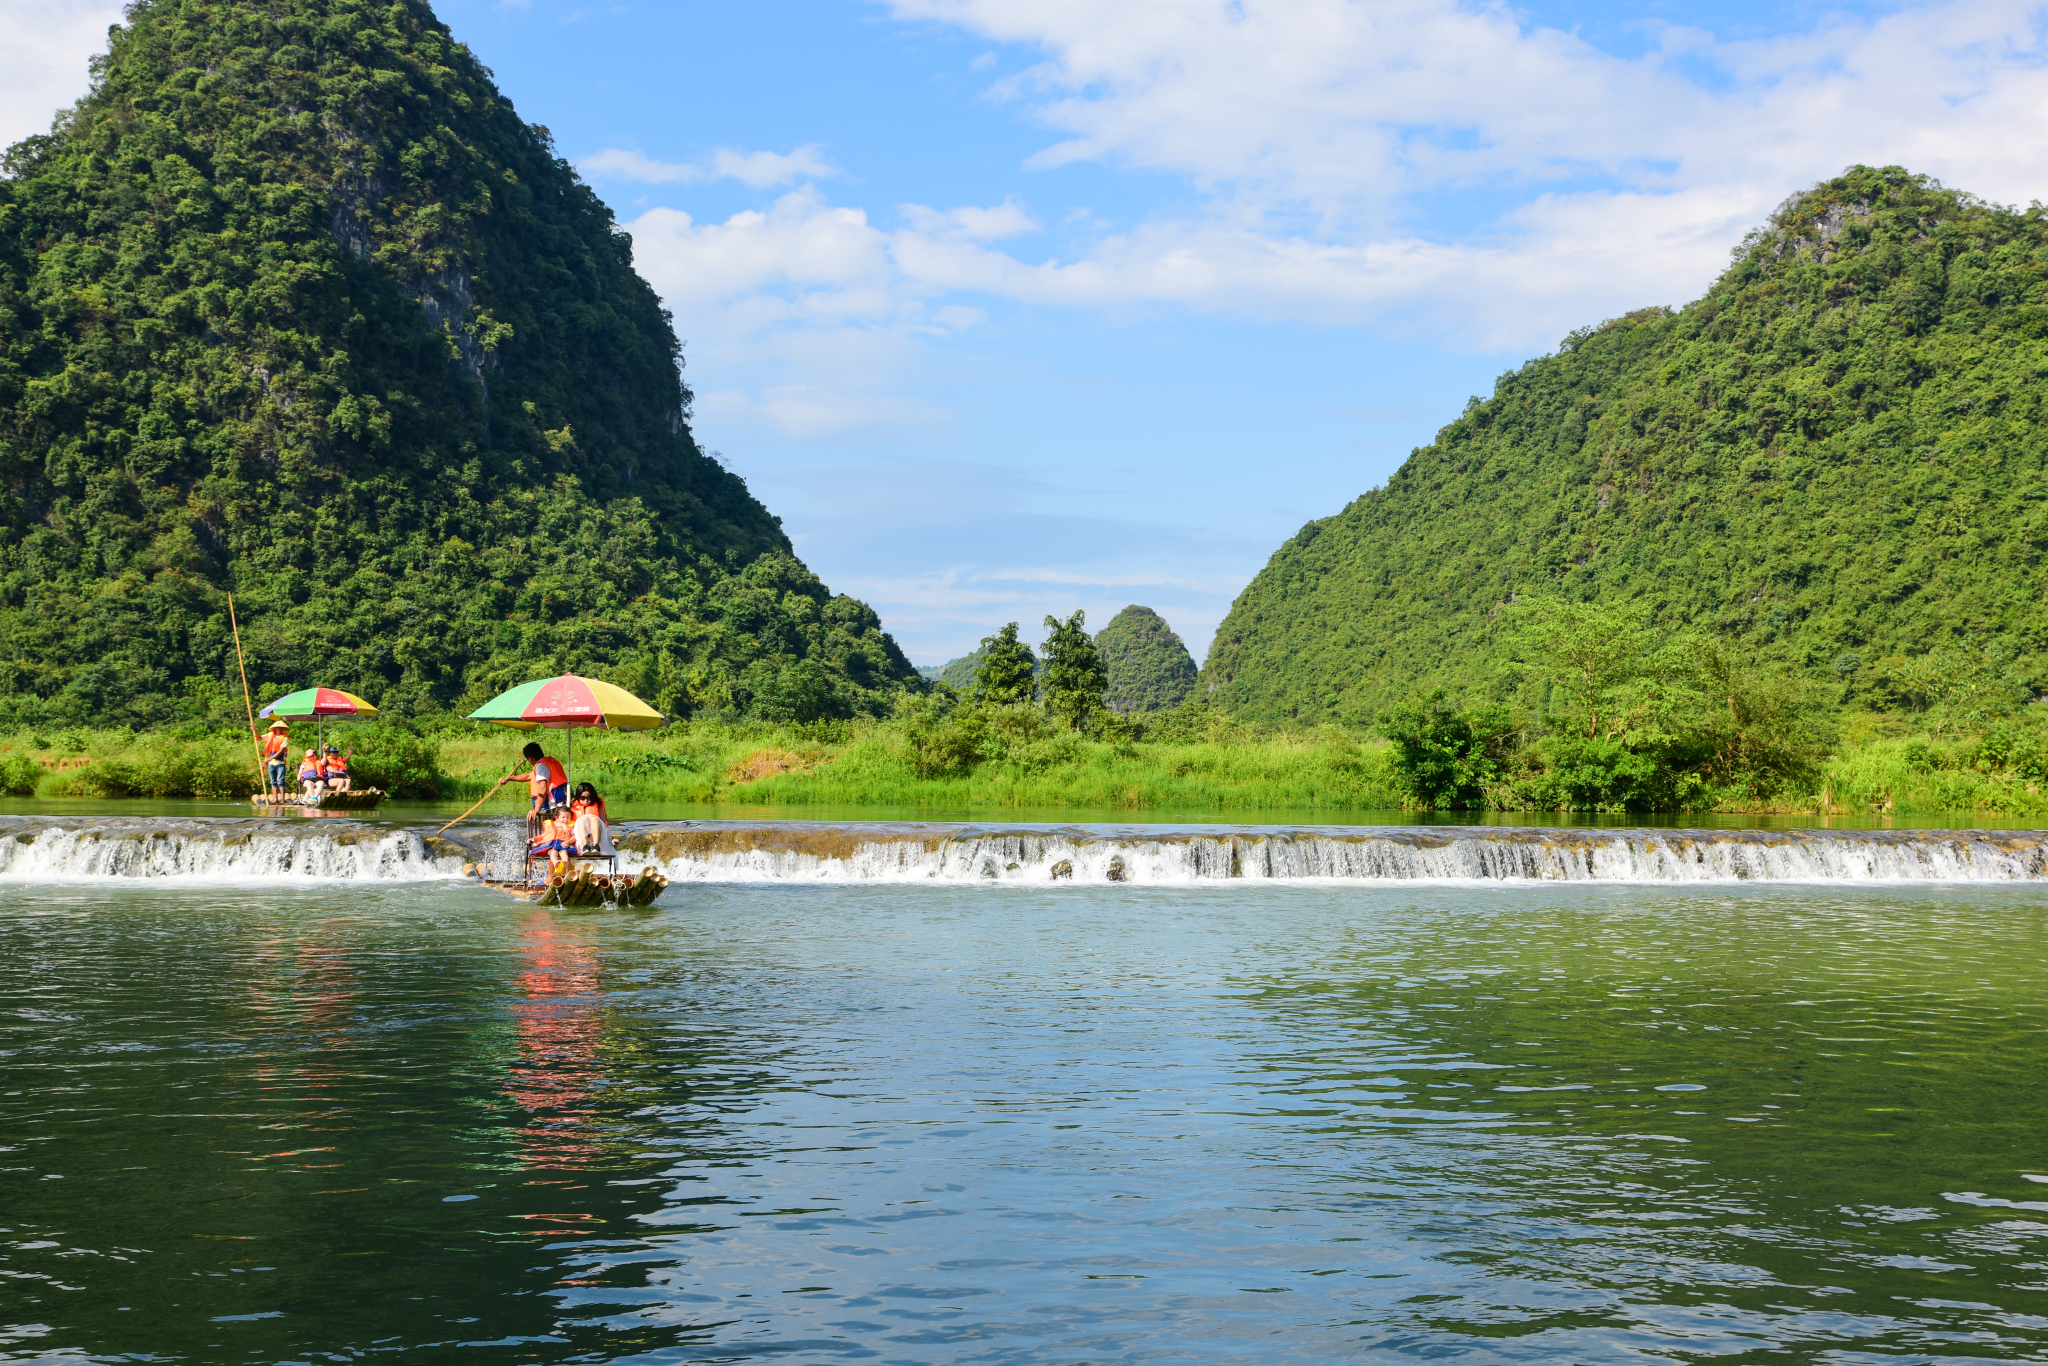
top-left (261, 720), bottom-right (291, 800)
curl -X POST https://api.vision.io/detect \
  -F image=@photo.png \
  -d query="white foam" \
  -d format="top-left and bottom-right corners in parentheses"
top-left (0, 822), bottom-right (461, 883)
top-left (632, 826), bottom-right (2048, 886)
top-left (1, 819), bottom-right (2042, 887)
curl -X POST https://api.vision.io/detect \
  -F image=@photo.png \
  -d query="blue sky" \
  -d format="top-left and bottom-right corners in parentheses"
top-left (7, 0), bottom-right (2048, 666)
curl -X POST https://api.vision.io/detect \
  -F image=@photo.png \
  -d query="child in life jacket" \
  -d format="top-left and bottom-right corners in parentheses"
top-left (297, 750), bottom-right (323, 801)
top-left (529, 806), bottom-right (578, 872)
top-left (529, 806), bottom-right (565, 872)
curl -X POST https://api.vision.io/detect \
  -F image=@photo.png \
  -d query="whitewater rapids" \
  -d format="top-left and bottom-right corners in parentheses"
top-left (0, 816), bottom-right (2046, 885)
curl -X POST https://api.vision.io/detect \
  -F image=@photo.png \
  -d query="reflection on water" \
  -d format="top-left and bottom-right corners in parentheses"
top-left (508, 913), bottom-right (607, 1172)
top-left (1, 881), bottom-right (2046, 1363)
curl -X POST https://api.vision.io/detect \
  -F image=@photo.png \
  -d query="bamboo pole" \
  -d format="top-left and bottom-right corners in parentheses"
top-left (435, 771), bottom-right (517, 836)
top-left (228, 594), bottom-right (267, 799)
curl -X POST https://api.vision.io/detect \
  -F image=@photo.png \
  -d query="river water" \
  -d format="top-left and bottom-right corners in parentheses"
top-left (4, 818), bottom-right (2047, 1363)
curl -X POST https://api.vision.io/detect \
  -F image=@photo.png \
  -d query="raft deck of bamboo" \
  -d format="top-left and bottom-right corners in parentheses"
top-left (466, 862), bottom-right (671, 908)
top-left (249, 788), bottom-right (387, 812)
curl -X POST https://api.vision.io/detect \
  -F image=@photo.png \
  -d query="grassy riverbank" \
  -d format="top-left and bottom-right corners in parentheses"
top-left (2, 710), bottom-right (2045, 818)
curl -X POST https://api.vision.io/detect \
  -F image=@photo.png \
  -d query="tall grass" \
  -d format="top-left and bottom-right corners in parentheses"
top-left (2, 711), bottom-right (2045, 817)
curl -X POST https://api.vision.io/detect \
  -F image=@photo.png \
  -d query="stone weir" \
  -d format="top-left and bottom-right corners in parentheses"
top-left (0, 815), bottom-right (472, 881)
top-left (611, 821), bottom-right (2048, 885)
top-left (0, 816), bottom-right (2045, 885)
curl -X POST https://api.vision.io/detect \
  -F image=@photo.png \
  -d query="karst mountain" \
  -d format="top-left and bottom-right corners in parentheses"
top-left (0, 0), bottom-right (915, 726)
top-left (1205, 166), bottom-right (2048, 722)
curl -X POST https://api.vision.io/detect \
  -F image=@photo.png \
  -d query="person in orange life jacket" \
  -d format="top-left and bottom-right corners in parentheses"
top-left (569, 782), bottom-right (611, 856)
top-left (527, 806), bottom-right (559, 872)
top-left (297, 750), bottom-right (322, 802)
top-left (529, 806), bottom-right (575, 870)
top-left (508, 742), bottom-right (567, 812)
top-left (321, 745), bottom-right (352, 793)
top-left (261, 720), bottom-right (291, 799)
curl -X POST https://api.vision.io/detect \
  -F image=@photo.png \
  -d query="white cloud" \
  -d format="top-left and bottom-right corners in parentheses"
top-left (888, 0), bottom-right (2048, 210)
top-left (579, 143), bottom-right (838, 188)
top-left (616, 1), bottom-right (2048, 369)
top-left (900, 198), bottom-right (1041, 239)
top-left (0, 0), bottom-right (123, 152)
top-left (860, 0), bottom-right (2048, 346)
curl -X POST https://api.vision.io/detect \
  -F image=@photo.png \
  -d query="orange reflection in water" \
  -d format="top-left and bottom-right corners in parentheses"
top-left (506, 912), bottom-right (606, 1170)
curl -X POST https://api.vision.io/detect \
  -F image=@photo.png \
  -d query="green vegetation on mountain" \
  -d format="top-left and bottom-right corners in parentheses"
top-left (1206, 166), bottom-right (2048, 725)
top-left (937, 650), bottom-right (982, 691)
top-left (1379, 597), bottom-right (1838, 810)
top-left (1095, 605), bottom-right (1197, 713)
top-left (0, 0), bottom-right (915, 729)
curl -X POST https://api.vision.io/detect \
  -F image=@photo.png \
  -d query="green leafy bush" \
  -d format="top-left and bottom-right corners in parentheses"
top-left (1513, 736), bottom-right (1709, 813)
top-left (0, 754), bottom-right (43, 797)
top-left (66, 737), bottom-right (258, 800)
top-left (1377, 693), bottom-right (1518, 810)
top-left (339, 728), bottom-right (446, 799)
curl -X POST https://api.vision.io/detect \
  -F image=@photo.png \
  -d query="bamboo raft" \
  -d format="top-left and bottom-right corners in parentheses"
top-left (249, 788), bottom-right (387, 812)
top-left (465, 862), bottom-right (671, 908)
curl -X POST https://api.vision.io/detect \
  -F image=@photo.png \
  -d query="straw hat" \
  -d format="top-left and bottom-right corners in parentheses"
top-left (268, 718), bottom-right (289, 731)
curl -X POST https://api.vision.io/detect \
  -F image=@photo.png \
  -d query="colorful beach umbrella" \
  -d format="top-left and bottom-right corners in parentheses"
top-left (259, 687), bottom-right (378, 719)
top-left (466, 674), bottom-right (662, 732)
top-left (258, 687), bottom-right (379, 763)
top-left (467, 674), bottom-right (663, 806)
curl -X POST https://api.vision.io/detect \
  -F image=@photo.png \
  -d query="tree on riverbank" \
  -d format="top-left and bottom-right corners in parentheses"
top-left (972, 625), bottom-right (1037, 705)
top-left (1041, 611), bottom-right (1110, 731)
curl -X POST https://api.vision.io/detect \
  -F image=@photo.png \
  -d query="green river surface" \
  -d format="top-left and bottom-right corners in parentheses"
top-left (4, 874), bottom-right (2047, 1363)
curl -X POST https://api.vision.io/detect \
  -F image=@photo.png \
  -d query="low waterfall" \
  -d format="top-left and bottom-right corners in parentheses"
top-left (615, 822), bottom-right (2048, 885)
top-left (0, 817), bottom-right (2044, 886)
top-left (0, 817), bottom-right (466, 882)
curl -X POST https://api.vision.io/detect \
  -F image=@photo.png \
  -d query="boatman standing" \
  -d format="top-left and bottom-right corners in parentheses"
top-left (507, 742), bottom-right (568, 817)
top-left (261, 720), bottom-right (291, 800)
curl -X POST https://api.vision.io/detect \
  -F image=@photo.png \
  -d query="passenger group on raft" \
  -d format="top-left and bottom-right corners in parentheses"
top-left (260, 720), bottom-right (353, 802)
top-left (508, 741), bottom-right (616, 870)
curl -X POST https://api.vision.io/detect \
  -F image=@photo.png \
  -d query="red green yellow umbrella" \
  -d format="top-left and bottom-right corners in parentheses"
top-left (259, 687), bottom-right (378, 720)
top-left (467, 674), bottom-right (663, 803)
top-left (466, 675), bottom-right (661, 731)
top-left (259, 686), bottom-right (379, 755)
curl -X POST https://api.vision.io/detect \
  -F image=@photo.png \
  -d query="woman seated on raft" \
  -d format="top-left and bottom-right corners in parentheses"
top-left (321, 744), bottom-right (352, 794)
top-left (297, 750), bottom-right (323, 802)
top-left (569, 783), bottom-right (614, 858)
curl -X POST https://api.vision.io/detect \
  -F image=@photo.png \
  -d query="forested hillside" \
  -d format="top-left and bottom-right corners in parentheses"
top-left (1095, 605), bottom-right (1196, 713)
top-left (0, 0), bottom-right (915, 727)
top-left (1205, 166), bottom-right (2048, 722)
